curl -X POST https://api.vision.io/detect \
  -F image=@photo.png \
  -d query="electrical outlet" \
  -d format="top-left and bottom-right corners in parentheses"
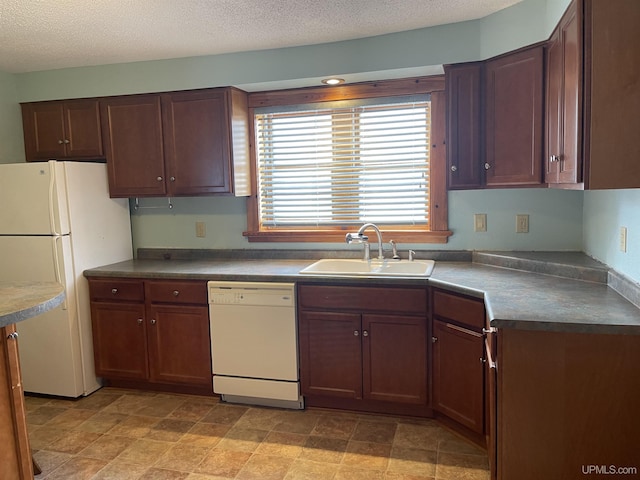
top-left (195, 222), bottom-right (206, 238)
top-left (474, 214), bottom-right (487, 232)
top-left (516, 214), bottom-right (529, 233)
top-left (620, 226), bottom-right (627, 252)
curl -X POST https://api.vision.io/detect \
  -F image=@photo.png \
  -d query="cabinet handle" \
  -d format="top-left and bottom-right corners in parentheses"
top-left (353, 330), bottom-right (359, 336)
top-left (111, 288), bottom-right (118, 295)
top-left (170, 176), bottom-right (176, 182)
top-left (137, 318), bottom-right (143, 325)
top-left (6, 332), bottom-right (19, 340)
top-left (450, 165), bottom-right (458, 172)
top-left (150, 319), bottom-right (157, 325)
top-left (172, 290), bottom-right (179, 296)
top-left (480, 357), bottom-right (486, 363)
top-left (484, 163), bottom-right (491, 170)
top-left (431, 336), bottom-right (438, 343)
top-left (362, 330), bottom-right (369, 337)
top-left (482, 327), bottom-right (497, 334)
top-left (549, 154), bottom-right (560, 163)
top-left (156, 176), bottom-right (163, 182)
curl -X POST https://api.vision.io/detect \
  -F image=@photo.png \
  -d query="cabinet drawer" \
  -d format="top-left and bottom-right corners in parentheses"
top-left (145, 280), bottom-right (207, 305)
top-left (89, 278), bottom-right (144, 302)
top-left (432, 289), bottom-right (485, 331)
top-left (298, 285), bottom-right (427, 315)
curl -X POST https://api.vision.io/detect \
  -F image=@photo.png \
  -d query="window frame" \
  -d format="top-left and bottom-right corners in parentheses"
top-left (243, 76), bottom-right (451, 243)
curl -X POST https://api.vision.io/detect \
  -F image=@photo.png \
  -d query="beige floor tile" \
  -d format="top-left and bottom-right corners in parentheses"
top-left (388, 447), bottom-right (437, 477)
top-left (45, 408), bottom-right (97, 429)
top-left (107, 415), bottom-right (159, 438)
top-left (393, 423), bottom-right (441, 451)
top-left (138, 467), bottom-right (190, 479)
top-left (24, 395), bottom-right (52, 410)
top-left (352, 420), bottom-right (397, 444)
top-left (216, 426), bottom-right (269, 452)
top-left (47, 430), bottom-right (102, 454)
top-left (180, 423), bottom-right (231, 448)
top-left (301, 436), bottom-right (348, 464)
top-left (284, 458), bottom-right (339, 479)
top-left (335, 465), bottom-right (386, 480)
top-left (169, 400), bottom-right (216, 422)
top-left (437, 429), bottom-right (486, 456)
top-left (311, 416), bottom-right (357, 440)
top-left (234, 407), bottom-right (283, 431)
top-left (77, 411), bottom-right (129, 434)
top-left (78, 434), bottom-right (136, 461)
top-left (200, 404), bottom-right (249, 425)
top-left (236, 453), bottom-right (295, 480)
top-left (384, 472), bottom-right (436, 480)
top-left (102, 394), bottom-right (155, 415)
top-left (29, 425), bottom-right (69, 450)
top-left (32, 450), bottom-right (73, 477)
top-left (27, 406), bottom-right (68, 425)
top-left (342, 440), bottom-right (391, 470)
top-left (255, 431), bottom-right (306, 458)
top-left (74, 391), bottom-right (123, 410)
top-left (185, 474), bottom-right (231, 480)
top-left (134, 396), bottom-right (186, 418)
top-left (154, 443), bottom-right (212, 472)
top-left (92, 461), bottom-right (149, 480)
top-left (146, 418), bottom-right (196, 442)
top-left (435, 452), bottom-right (489, 480)
top-left (44, 455), bottom-right (108, 479)
top-left (273, 411), bottom-right (321, 435)
top-left (116, 438), bottom-right (172, 466)
top-left (196, 448), bottom-right (252, 477)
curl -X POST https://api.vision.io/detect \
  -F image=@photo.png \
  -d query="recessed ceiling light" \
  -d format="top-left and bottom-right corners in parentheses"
top-left (321, 77), bottom-right (345, 86)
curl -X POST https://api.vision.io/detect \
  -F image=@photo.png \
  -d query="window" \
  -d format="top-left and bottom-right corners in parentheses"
top-left (244, 77), bottom-right (450, 243)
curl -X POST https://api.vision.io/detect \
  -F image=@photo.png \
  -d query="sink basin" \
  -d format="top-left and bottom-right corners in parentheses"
top-left (299, 258), bottom-right (435, 277)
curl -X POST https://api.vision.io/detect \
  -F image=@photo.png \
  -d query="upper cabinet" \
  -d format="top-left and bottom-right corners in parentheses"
top-left (445, 46), bottom-right (544, 190)
top-left (21, 99), bottom-right (104, 161)
top-left (485, 46), bottom-right (544, 187)
top-left (445, 63), bottom-right (484, 189)
top-left (545, 0), bottom-right (581, 185)
top-left (581, 0), bottom-right (640, 189)
top-left (101, 87), bottom-right (251, 198)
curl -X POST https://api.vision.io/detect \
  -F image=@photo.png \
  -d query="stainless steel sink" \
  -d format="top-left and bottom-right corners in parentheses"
top-left (299, 258), bottom-right (435, 277)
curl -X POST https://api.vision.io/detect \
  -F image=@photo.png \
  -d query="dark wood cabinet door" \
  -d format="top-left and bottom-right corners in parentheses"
top-left (299, 311), bottom-right (362, 399)
top-left (21, 102), bottom-right (66, 160)
top-left (485, 47), bottom-right (544, 186)
top-left (100, 95), bottom-right (166, 197)
top-left (146, 305), bottom-right (212, 386)
top-left (362, 314), bottom-right (427, 405)
top-left (90, 302), bottom-right (148, 380)
top-left (432, 319), bottom-right (484, 434)
top-left (63, 99), bottom-right (104, 158)
top-left (445, 63), bottom-right (484, 189)
top-left (162, 90), bottom-right (231, 195)
top-left (546, 0), bottom-right (582, 185)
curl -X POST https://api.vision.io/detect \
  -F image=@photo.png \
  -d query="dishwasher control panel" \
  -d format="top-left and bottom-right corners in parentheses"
top-left (208, 281), bottom-right (295, 307)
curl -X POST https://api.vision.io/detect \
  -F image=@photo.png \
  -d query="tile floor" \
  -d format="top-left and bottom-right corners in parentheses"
top-left (26, 388), bottom-right (489, 480)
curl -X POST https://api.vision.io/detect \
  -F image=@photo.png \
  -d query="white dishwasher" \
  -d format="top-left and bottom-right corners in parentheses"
top-left (208, 281), bottom-right (303, 409)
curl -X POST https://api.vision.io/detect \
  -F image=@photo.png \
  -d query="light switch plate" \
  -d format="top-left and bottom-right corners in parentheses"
top-left (516, 214), bottom-right (529, 233)
top-left (474, 214), bottom-right (487, 232)
top-left (195, 221), bottom-right (206, 238)
top-left (620, 226), bottom-right (627, 252)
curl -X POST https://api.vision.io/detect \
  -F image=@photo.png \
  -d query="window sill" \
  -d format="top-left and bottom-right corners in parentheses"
top-left (243, 229), bottom-right (452, 244)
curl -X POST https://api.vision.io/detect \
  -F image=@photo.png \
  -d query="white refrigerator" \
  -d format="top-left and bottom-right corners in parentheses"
top-left (0, 160), bottom-right (133, 397)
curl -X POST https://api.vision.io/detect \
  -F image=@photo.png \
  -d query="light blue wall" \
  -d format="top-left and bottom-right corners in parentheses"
top-left (584, 191), bottom-right (640, 283)
top-left (0, 71), bottom-right (25, 163)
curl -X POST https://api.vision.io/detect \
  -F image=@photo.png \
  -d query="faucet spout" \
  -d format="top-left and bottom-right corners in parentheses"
top-left (356, 223), bottom-right (384, 260)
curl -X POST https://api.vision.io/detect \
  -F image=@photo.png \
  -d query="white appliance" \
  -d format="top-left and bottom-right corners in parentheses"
top-left (208, 281), bottom-right (303, 409)
top-left (0, 161), bottom-right (132, 397)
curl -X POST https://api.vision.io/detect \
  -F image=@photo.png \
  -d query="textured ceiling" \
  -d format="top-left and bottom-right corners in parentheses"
top-left (0, 0), bottom-right (522, 74)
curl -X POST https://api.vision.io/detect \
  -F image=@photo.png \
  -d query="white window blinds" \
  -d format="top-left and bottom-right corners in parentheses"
top-left (255, 96), bottom-right (431, 228)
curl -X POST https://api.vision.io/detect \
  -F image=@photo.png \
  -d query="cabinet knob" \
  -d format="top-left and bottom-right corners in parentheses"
top-left (480, 357), bottom-right (486, 363)
top-left (151, 319), bottom-right (157, 325)
top-left (6, 332), bottom-right (19, 340)
top-left (111, 288), bottom-right (118, 294)
top-left (362, 330), bottom-right (369, 337)
top-left (170, 176), bottom-right (176, 182)
top-left (484, 163), bottom-right (491, 170)
top-left (172, 290), bottom-right (179, 296)
top-left (137, 318), bottom-right (143, 325)
top-left (58, 139), bottom-right (64, 144)
top-left (432, 336), bottom-right (438, 343)
top-left (64, 139), bottom-right (70, 144)
top-left (353, 330), bottom-right (359, 336)
top-left (450, 165), bottom-right (458, 172)
top-left (156, 176), bottom-right (163, 182)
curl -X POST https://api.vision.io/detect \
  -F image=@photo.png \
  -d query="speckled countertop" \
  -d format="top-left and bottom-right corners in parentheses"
top-left (84, 250), bottom-right (640, 335)
top-left (0, 281), bottom-right (65, 328)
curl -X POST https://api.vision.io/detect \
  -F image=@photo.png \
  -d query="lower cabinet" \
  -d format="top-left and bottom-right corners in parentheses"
top-left (298, 284), bottom-right (429, 416)
top-left (88, 278), bottom-right (212, 394)
top-left (431, 288), bottom-right (486, 440)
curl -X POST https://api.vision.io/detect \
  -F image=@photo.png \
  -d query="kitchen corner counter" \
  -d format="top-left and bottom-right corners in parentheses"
top-left (0, 281), bottom-right (65, 328)
top-left (83, 250), bottom-right (640, 335)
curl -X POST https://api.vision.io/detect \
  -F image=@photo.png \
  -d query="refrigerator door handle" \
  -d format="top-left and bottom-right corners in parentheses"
top-left (52, 236), bottom-right (67, 310)
top-left (48, 161), bottom-right (61, 236)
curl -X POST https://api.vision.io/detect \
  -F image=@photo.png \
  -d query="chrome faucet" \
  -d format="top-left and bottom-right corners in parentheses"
top-left (346, 223), bottom-right (384, 261)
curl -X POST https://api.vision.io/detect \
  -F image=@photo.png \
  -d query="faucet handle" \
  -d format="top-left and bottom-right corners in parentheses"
top-left (346, 232), bottom-right (368, 244)
top-left (408, 250), bottom-right (416, 261)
